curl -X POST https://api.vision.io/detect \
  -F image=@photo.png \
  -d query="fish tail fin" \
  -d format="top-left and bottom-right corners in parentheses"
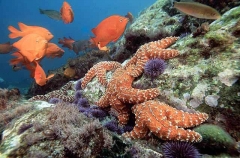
top-left (47, 74), bottom-right (54, 80)
top-left (58, 38), bottom-right (64, 44)
top-left (9, 58), bottom-right (19, 65)
top-left (89, 37), bottom-right (96, 45)
top-left (8, 25), bottom-right (21, 39)
top-left (39, 8), bottom-right (44, 14)
top-left (89, 38), bottom-right (97, 48)
top-left (9, 52), bottom-right (21, 65)
top-left (18, 22), bottom-right (29, 31)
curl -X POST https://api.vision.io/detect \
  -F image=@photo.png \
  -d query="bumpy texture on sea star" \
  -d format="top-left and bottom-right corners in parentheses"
top-left (98, 66), bottom-right (160, 125)
top-left (28, 81), bottom-right (75, 102)
top-left (81, 37), bottom-right (179, 125)
top-left (81, 61), bottom-right (121, 89)
top-left (123, 100), bottom-right (209, 142)
top-left (124, 36), bottom-right (179, 77)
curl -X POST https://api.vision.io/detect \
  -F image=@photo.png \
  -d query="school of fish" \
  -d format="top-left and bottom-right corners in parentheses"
top-left (7, 22), bottom-right (64, 86)
top-left (0, 1), bottom-right (221, 86)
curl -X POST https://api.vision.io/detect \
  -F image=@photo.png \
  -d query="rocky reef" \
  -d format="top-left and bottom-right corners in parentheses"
top-left (1, 0), bottom-right (240, 157)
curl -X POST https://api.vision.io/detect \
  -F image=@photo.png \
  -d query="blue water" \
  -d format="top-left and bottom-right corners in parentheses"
top-left (0, 0), bottom-right (155, 89)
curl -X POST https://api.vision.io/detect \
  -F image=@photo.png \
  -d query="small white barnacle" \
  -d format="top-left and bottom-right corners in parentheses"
top-left (156, 127), bottom-right (161, 133)
top-left (166, 129), bottom-right (171, 138)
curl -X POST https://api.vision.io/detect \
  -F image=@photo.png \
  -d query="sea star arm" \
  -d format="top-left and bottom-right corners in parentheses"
top-left (123, 119), bottom-right (149, 139)
top-left (148, 36), bottom-right (179, 49)
top-left (146, 121), bottom-right (203, 142)
top-left (124, 36), bottom-right (179, 70)
top-left (129, 48), bottom-right (179, 77)
top-left (123, 101), bottom-right (208, 142)
top-left (98, 93), bottom-right (110, 108)
top-left (110, 98), bottom-right (131, 125)
top-left (165, 107), bottom-right (209, 128)
top-left (81, 66), bottom-right (98, 89)
top-left (96, 61), bottom-right (121, 86)
top-left (96, 68), bottom-right (109, 87)
top-left (81, 61), bottom-right (121, 89)
top-left (146, 102), bottom-right (206, 142)
top-left (117, 88), bottom-right (160, 104)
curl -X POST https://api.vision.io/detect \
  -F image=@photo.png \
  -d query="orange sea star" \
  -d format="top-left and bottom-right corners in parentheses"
top-left (81, 61), bottom-right (121, 89)
top-left (123, 100), bottom-right (208, 142)
top-left (98, 66), bottom-right (160, 125)
top-left (124, 36), bottom-right (179, 77)
top-left (82, 37), bottom-right (180, 125)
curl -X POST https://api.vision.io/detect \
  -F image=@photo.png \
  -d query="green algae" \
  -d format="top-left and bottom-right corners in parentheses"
top-left (194, 124), bottom-right (236, 154)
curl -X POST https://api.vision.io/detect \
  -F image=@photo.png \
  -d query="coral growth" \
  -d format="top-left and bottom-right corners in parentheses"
top-left (28, 81), bottom-right (75, 102)
top-left (1, 101), bottom-right (114, 158)
top-left (47, 102), bottom-right (114, 157)
top-left (0, 88), bottom-right (21, 111)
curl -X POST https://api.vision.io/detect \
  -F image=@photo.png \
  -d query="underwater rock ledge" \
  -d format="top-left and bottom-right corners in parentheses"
top-left (1, 3), bottom-right (240, 158)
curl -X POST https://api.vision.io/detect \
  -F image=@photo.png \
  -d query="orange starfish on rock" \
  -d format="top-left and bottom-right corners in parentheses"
top-left (82, 37), bottom-right (180, 125)
top-left (124, 36), bottom-right (179, 77)
top-left (97, 66), bottom-right (160, 125)
top-left (123, 100), bottom-right (208, 142)
top-left (81, 61), bottom-right (122, 89)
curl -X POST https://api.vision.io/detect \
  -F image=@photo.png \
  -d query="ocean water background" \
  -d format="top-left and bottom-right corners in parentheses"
top-left (0, 0), bottom-right (155, 89)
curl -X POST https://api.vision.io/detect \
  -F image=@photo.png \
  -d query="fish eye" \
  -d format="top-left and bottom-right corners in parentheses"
top-left (120, 18), bottom-right (123, 22)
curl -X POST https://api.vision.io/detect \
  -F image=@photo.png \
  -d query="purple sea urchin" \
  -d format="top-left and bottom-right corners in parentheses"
top-left (162, 141), bottom-right (201, 158)
top-left (90, 108), bottom-right (108, 118)
top-left (73, 90), bottom-right (82, 104)
top-left (77, 98), bottom-right (90, 107)
top-left (144, 58), bottom-right (166, 81)
top-left (75, 79), bottom-right (82, 91)
top-left (104, 120), bottom-right (120, 133)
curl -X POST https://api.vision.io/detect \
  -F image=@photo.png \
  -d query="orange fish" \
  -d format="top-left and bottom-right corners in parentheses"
top-left (8, 22), bottom-right (54, 41)
top-left (33, 61), bottom-right (54, 86)
top-left (45, 43), bottom-right (65, 58)
top-left (13, 33), bottom-right (48, 62)
top-left (9, 52), bottom-right (29, 66)
top-left (0, 42), bottom-right (13, 54)
top-left (58, 37), bottom-right (75, 50)
top-left (90, 15), bottom-right (129, 50)
top-left (60, 1), bottom-right (74, 24)
top-left (9, 52), bottom-right (35, 77)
